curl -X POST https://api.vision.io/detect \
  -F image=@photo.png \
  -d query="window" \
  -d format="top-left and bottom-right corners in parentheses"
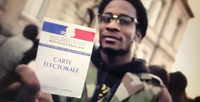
top-left (149, 0), bottom-right (165, 27)
top-left (171, 19), bottom-right (182, 45)
top-left (160, 57), bottom-right (169, 70)
top-left (78, 8), bottom-right (94, 27)
top-left (141, 0), bottom-right (153, 10)
top-left (22, 0), bottom-right (48, 22)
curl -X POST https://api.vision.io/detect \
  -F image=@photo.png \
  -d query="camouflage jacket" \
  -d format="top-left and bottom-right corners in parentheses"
top-left (52, 61), bottom-right (172, 102)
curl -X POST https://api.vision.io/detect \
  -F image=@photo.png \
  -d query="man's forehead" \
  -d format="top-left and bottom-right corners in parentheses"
top-left (103, 0), bottom-right (136, 17)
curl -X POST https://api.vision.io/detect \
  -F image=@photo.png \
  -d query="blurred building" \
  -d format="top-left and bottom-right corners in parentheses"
top-left (136, 0), bottom-right (194, 72)
top-left (0, 0), bottom-right (193, 72)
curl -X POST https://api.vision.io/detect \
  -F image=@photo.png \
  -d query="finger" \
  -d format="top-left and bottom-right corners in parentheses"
top-left (3, 82), bottom-right (22, 92)
top-left (15, 86), bottom-right (40, 102)
top-left (15, 64), bottom-right (41, 98)
top-left (0, 71), bottom-right (18, 89)
top-left (0, 82), bottom-right (22, 101)
top-left (15, 86), bottom-right (35, 102)
top-left (37, 92), bottom-right (54, 102)
top-left (34, 91), bottom-right (41, 99)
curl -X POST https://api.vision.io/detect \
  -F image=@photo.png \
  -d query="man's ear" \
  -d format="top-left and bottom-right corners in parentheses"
top-left (134, 30), bottom-right (142, 43)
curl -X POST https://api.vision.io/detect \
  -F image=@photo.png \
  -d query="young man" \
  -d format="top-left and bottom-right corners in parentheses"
top-left (0, 0), bottom-right (172, 102)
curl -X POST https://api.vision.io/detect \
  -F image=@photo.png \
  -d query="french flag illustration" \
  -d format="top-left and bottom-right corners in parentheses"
top-left (42, 21), bottom-right (95, 42)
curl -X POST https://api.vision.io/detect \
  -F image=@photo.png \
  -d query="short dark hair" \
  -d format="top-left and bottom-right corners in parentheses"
top-left (195, 96), bottom-right (200, 102)
top-left (168, 71), bottom-right (187, 96)
top-left (23, 24), bottom-right (38, 41)
top-left (98, 0), bottom-right (148, 39)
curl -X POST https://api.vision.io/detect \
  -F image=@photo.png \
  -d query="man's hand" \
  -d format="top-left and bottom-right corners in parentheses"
top-left (0, 64), bottom-right (41, 102)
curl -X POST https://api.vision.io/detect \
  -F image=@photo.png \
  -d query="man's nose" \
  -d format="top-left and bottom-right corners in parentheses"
top-left (106, 20), bottom-right (120, 32)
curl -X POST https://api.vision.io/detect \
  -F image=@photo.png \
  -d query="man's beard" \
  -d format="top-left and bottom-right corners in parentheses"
top-left (99, 43), bottom-right (132, 57)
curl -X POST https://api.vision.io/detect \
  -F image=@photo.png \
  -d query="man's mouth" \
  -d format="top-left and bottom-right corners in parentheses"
top-left (103, 36), bottom-right (122, 42)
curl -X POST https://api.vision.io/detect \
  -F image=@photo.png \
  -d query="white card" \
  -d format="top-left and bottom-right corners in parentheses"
top-left (35, 18), bottom-right (96, 98)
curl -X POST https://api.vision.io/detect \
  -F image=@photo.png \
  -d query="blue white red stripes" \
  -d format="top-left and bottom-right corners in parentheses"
top-left (42, 21), bottom-right (95, 42)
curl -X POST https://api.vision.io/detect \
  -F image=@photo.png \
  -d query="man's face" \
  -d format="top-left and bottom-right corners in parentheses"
top-left (99, 0), bottom-right (140, 55)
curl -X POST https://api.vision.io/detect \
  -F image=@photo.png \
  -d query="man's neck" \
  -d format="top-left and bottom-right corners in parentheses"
top-left (100, 50), bottom-right (133, 68)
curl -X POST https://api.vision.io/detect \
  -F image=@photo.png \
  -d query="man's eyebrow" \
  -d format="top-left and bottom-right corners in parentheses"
top-left (118, 14), bottom-right (135, 18)
top-left (102, 12), bottom-right (135, 18)
top-left (118, 14), bottom-right (130, 16)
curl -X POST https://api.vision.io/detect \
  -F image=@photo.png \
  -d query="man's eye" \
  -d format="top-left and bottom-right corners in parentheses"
top-left (101, 15), bottom-right (112, 23)
top-left (118, 17), bottom-right (132, 25)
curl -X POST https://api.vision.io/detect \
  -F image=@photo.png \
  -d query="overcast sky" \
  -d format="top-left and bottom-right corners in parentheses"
top-left (171, 0), bottom-right (200, 99)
